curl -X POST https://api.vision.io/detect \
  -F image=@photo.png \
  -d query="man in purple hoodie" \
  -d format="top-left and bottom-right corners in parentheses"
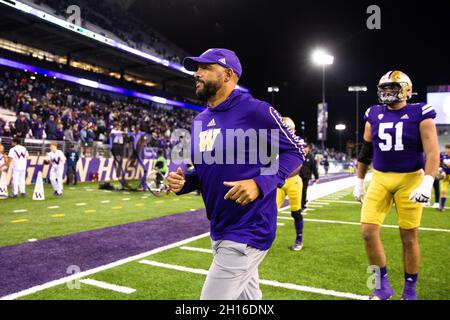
top-left (168, 48), bottom-right (305, 300)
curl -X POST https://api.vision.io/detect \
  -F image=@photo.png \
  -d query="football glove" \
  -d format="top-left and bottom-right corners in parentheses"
top-left (409, 175), bottom-right (434, 204)
top-left (353, 178), bottom-right (365, 203)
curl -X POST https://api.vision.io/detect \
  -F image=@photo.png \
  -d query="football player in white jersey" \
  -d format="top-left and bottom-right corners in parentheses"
top-left (44, 142), bottom-right (66, 196)
top-left (8, 138), bottom-right (29, 198)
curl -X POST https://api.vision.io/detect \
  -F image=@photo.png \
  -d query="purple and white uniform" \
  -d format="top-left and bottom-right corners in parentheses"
top-left (364, 103), bottom-right (436, 173)
top-left (47, 149), bottom-right (66, 194)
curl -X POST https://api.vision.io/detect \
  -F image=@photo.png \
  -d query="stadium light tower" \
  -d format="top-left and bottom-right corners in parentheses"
top-left (335, 124), bottom-right (346, 152)
top-left (348, 86), bottom-right (368, 158)
top-left (267, 86), bottom-right (280, 106)
top-left (312, 49), bottom-right (334, 149)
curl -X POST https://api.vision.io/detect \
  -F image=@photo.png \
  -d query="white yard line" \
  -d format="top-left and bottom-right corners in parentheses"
top-left (0, 232), bottom-right (210, 300)
top-left (277, 216), bottom-right (450, 233)
top-left (75, 203), bottom-right (87, 206)
top-left (100, 200), bottom-right (111, 204)
top-left (13, 209), bottom-right (27, 213)
top-left (180, 246), bottom-right (213, 254)
top-left (315, 200), bottom-right (360, 205)
top-left (47, 206), bottom-right (59, 209)
top-left (310, 201), bottom-right (330, 205)
top-left (79, 279), bottom-right (135, 294)
top-left (138, 260), bottom-right (367, 300)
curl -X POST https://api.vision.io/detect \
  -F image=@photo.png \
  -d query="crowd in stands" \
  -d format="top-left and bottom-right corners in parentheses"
top-left (0, 68), bottom-right (198, 156)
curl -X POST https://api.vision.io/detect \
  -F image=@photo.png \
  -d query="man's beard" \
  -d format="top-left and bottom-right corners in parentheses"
top-left (195, 79), bottom-right (221, 101)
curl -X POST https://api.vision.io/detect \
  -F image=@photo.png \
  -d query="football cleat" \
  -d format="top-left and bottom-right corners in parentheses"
top-left (291, 242), bottom-right (304, 252)
top-left (370, 284), bottom-right (394, 300)
top-left (21, 193), bottom-right (26, 198)
top-left (377, 70), bottom-right (413, 104)
top-left (401, 284), bottom-right (418, 300)
top-left (432, 203), bottom-right (440, 209)
top-left (401, 292), bottom-right (417, 300)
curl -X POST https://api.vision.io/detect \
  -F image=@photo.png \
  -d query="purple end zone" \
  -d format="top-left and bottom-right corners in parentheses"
top-left (0, 209), bottom-right (209, 297)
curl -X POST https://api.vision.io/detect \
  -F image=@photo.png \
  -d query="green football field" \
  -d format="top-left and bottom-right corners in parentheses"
top-left (1, 181), bottom-right (448, 300)
top-left (0, 182), bottom-right (205, 247)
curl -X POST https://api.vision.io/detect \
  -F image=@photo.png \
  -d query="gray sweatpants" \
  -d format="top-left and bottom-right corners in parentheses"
top-left (200, 239), bottom-right (268, 300)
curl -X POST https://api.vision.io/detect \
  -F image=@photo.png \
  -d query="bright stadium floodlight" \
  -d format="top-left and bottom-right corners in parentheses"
top-left (312, 49), bottom-right (334, 66)
top-left (335, 124), bottom-right (346, 152)
top-left (348, 86), bottom-right (368, 92)
top-left (268, 86), bottom-right (280, 105)
top-left (311, 49), bottom-right (334, 149)
top-left (348, 85), bottom-right (368, 157)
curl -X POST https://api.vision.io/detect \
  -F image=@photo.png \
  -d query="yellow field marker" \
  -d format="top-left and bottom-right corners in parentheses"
top-left (111, 206), bottom-right (123, 210)
top-left (51, 214), bottom-right (65, 218)
top-left (11, 219), bottom-right (29, 224)
top-left (155, 200), bottom-right (164, 204)
top-left (135, 203), bottom-right (145, 207)
top-left (85, 209), bottom-right (96, 214)
top-left (173, 199), bottom-right (180, 202)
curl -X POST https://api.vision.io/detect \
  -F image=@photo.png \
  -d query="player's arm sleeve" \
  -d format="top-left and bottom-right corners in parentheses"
top-left (176, 170), bottom-right (201, 195)
top-left (252, 105), bottom-right (306, 199)
top-left (420, 104), bottom-right (437, 122)
top-left (364, 107), bottom-right (372, 122)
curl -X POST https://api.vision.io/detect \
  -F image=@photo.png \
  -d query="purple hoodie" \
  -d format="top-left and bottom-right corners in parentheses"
top-left (177, 90), bottom-right (305, 250)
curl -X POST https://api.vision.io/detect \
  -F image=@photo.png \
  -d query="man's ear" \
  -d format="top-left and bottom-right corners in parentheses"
top-left (224, 68), bottom-right (234, 82)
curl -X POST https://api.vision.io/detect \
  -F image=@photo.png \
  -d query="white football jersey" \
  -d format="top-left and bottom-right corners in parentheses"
top-left (47, 150), bottom-right (66, 169)
top-left (0, 153), bottom-right (5, 169)
top-left (8, 145), bottom-right (29, 171)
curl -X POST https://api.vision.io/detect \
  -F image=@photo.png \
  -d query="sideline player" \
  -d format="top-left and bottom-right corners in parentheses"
top-left (438, 144), bottom-right (450, 211)
top-left (353, 71), bottom-right (439, 300)
top-left (276, 117), bottom-right (305, 251)
top-left (8, 137), bottom-right (29, 198)
top-left (168, 48), bottom-right (305, 300)
top-left (44, 142), bottom-right (66, 196)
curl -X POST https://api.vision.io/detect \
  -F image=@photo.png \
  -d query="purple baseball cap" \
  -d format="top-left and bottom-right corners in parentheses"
top-left (183, 48), bottom-right (242, 78)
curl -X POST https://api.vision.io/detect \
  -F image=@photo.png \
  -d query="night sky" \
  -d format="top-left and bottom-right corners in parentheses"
top-left (129, 0), bottom-right (450, 150)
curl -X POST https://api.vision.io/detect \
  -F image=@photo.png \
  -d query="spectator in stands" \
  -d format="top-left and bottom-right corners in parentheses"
top-left (31, 114), bottom-right (44, 139)
top-left (45, 114), bottom-right (57, 140)
top-left (15, 112), bottom-right (29, 139)
top-left (56, 123), bottom-right (64, 140)
top-left (64, 124), bottom-right (74, 145)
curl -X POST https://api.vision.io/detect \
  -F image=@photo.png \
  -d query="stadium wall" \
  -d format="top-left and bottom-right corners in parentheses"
top-left (1, 156), bottom-right (183, 185)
